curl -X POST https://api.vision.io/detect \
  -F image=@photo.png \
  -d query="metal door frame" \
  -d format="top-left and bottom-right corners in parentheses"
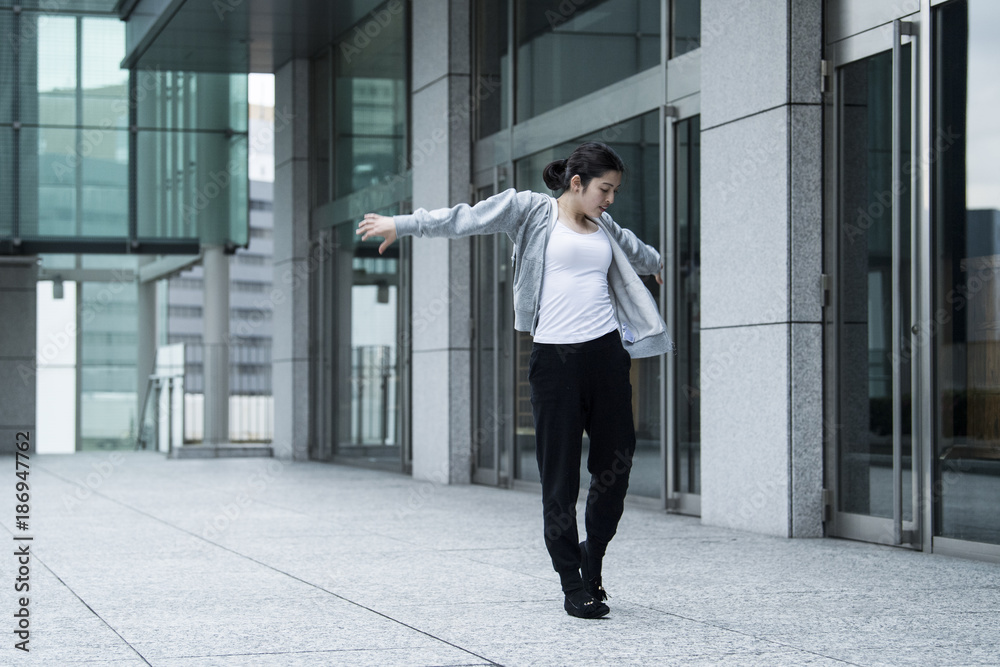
top-left (663, 93), bottom-right (701, 516)
top-left (823, 16), bottom-right (924, 548)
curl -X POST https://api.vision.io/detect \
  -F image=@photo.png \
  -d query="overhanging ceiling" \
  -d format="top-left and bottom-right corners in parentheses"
top-left (120, 0), bottom-right (388, 73)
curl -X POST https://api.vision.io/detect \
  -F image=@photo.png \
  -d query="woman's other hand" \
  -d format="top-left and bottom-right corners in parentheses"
top-left (356, 213), bottom-right (398, 254)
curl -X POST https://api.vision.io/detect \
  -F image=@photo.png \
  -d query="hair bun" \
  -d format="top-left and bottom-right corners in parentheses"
top-left (542, 158), bottom-right (569, 191)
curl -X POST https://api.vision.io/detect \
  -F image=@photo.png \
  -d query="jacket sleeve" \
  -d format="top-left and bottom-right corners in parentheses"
top-left (394, 188), bottom-right (535, 239)
top-left (600, 214), bottom-right (662, 275)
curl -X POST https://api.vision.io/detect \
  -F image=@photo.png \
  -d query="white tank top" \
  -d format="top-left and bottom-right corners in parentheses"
top-left (532, 221), bottom-right (619, 344)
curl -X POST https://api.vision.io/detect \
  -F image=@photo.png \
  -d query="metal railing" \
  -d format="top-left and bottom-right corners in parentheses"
top-left (137, 342), bottom-right (274, 450)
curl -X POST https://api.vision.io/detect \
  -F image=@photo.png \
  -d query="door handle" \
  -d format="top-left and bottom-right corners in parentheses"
top-left (891, 18), bottom-right (915, 546)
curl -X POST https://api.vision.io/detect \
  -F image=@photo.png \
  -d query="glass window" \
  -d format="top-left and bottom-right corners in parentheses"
top-left (135, 69), bottom-right (248, 246)
top-left (332, 1), bottom-right (407, 201)
top-left (513, 111), bottom-right (662, 498)
top-left (932, 0), bottom-right (1000, 545)
top-left (675, 115), bottom-right (700, 494)
top-left (136, 71), bottom-right (248, 133)
top-left (0, 127), bottom-right (13, 237)
top-left (79, 279), bottom-right (139, 451)
top-left (475, 0), bottom-right (509, 138)
top-left (82, 19), bottom-right (129, 129)
top-left (836, 48), bottom-right (914, 521)
top-left (136, 131), bottom-right (248, 246)
top-left (31, 14), bottom-right (77, 126)
top-left (0, 10), bottom-right (14, 123)
top-left (312, 50), bottom-right (332, 207)
top-left (671, 0), bottom-right (700, 58)
top-left (515, 0), bottom-right (660, 122)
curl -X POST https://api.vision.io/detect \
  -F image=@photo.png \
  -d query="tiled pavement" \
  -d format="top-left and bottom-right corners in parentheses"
top-left (0, 452), bottom-right (997, 666)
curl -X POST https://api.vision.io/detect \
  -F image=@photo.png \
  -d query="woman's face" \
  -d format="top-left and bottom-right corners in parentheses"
top-left (580, 170), bottom-right (622, 218)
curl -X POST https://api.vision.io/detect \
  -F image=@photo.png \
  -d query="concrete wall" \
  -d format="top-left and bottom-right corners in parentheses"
top-left (699, 0), bottom-right (824, 537)
top-left (409, 0), bottom-right (474, 484)
top-left (0, 258), bottom-right (37, 454)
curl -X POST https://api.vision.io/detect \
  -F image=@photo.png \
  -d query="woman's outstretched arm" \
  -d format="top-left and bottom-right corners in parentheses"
top-left (356, 213), bottom-right (397, 254)
top-left (356, 188), bottom-right (541, 255)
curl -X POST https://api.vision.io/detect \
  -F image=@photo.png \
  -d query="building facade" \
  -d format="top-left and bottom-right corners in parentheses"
top-left (260, 0), bottom-right (996, 562)
top-left (2, 0), bottom-right (997, 563)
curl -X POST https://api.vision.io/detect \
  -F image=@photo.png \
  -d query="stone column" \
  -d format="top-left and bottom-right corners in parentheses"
top-left (136, 257), bottom-right (157, 436)
top-left (408, 0), bottom-right (473, 483)
top-left (272, 58), bottom-right (311, 461)
top-left (698, 0), bottom-right (824, 537)
top-left (203, 245), bottom-right (230, 445)
top-left (0, 258), bottom-right (37, 454)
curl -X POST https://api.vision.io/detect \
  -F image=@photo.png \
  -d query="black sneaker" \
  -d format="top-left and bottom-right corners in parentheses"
top-left (564, 588), bottom-right (610, 619)
top-left (579, 540), bottom-right (608, 602)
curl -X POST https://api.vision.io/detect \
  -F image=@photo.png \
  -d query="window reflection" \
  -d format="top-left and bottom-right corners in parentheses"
top-left (933, 0), bottom-right (1000, 545)
top-left (332, 1), bottom-right (407, 200)
top-left (475, 0), bottom-right (509, 138)
top-left (675, 116), bottom-right (700, 495)
top-left (671, 0), bottom-right (700, 58)
top-left (515, 0), bottom-right (660, 121)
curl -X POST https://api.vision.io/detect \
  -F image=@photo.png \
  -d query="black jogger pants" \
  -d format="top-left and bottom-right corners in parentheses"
top-left (528, 329), bottom-right (636, 576)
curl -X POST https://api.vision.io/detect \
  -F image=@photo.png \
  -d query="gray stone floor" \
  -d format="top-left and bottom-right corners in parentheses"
top-left (1, 452), bottom-right (998, 666)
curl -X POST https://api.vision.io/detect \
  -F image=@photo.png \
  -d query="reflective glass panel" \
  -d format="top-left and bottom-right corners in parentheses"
top-left (81, 18), bottom-right (128, 129)
top-left (312, 50), bottom-right (332, 207)
top-left (513, 111), bottom-right (662, 498)
top-left (671, 0), bottom-right (700, 58)
top-left (515, 0), bottom-right (660, 121)
top-left (0, 10), bottom-right (14, 123)
top-left (475, 0), bottom-right (509, 138)
top-left (328, 217), bottom-right (405, 469)
top-left (837, 48), bottom-right (913, 520)
top-left (79, 280), bottom-right (138, 451)
top-left (933, 0), bottom-right (1000, 545)
top-left (32, 14), bottom-right (76, 126)
top-left (332, 1), bottom-right (407, 200)
top-left (675, 115), bottom-right (700, 494)
top-left (136, 71), bottom-right (247, 133)
top-left (136, 131), bottom-right (248, 246)
top-left (0, 127), bottom-right (12, 237)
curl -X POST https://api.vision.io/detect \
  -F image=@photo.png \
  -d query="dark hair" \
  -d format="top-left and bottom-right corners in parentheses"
top-left (542, 141), bottom-right (625, 192)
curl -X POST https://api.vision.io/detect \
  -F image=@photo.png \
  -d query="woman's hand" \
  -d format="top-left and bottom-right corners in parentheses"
top-left (356, 213), bottom-right (398, 255)
top-left (654, 262), bottom-right (664, 285)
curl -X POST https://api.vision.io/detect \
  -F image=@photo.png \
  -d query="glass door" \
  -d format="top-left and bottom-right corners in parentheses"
top-left (665, 103), bottom-right (701, 515)
top-left (825, 20), bottom-right (921, 546)
top-left (471, 167), bottom-right (515, 486)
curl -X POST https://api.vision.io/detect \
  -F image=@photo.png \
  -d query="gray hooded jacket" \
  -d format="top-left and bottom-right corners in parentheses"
top-left (393, 188), bottom-right (675, 358)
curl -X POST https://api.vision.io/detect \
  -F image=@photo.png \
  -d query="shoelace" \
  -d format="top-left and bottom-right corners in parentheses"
top-left (588, 578), bottom-right (609, 601)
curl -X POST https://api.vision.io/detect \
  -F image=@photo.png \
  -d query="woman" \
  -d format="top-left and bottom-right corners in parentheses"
top-left (357, 142), bottom-right (673, 619)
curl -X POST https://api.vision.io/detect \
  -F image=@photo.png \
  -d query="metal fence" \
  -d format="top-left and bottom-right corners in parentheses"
top-left (183, 342), bottom-right (273, 443)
